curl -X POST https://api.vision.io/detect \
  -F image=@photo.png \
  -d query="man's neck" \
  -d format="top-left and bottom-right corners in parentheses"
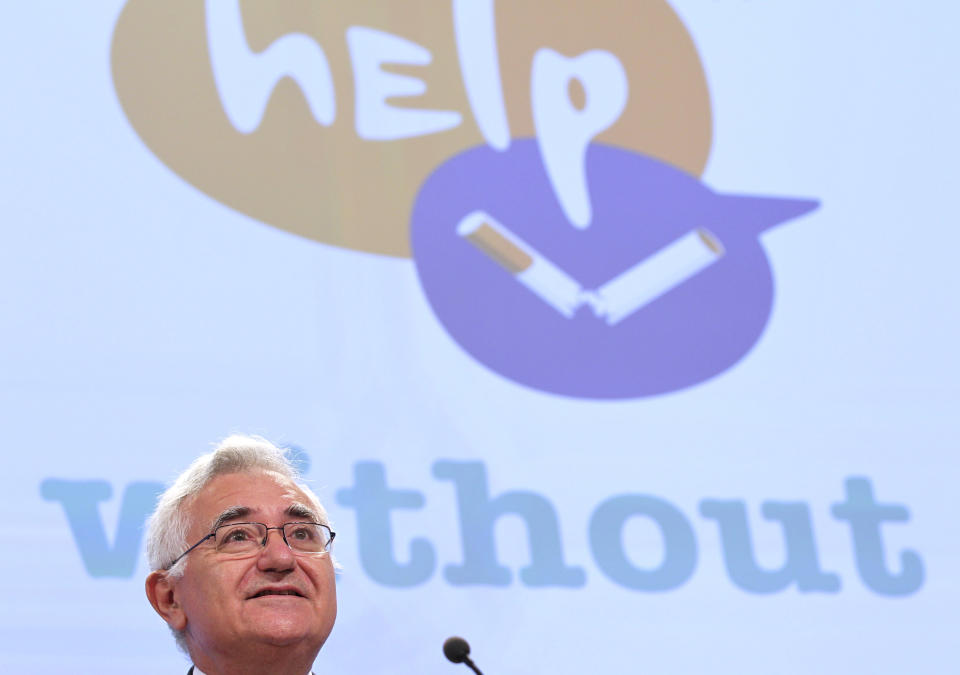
top-left (194, 668), bottom-right (313, 675)
top-left (189, 644), bottom-right (316, 675)
top-left (190, 666), bottom-right (313, 675)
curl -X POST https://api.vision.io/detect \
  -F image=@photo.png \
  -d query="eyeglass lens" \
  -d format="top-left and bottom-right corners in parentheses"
top-left (213, 522), bottom-right (332, 555)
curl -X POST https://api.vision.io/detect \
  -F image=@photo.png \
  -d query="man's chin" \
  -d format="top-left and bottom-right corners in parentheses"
top-left (242, 604), bottom-right (319, 647)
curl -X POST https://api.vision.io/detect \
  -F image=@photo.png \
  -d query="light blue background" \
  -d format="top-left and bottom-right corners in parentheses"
top-left (1, 1), bottom-right (957, 673)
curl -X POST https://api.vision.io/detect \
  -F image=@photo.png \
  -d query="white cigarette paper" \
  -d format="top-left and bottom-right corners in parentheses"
top-left (589, 229), bottom-right (725, 325)
top-left (457, 211), bottom-right (584, 317)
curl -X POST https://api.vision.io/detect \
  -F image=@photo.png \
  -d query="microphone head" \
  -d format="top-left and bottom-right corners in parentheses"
top-left (443, 636), bottom-right (471, 664)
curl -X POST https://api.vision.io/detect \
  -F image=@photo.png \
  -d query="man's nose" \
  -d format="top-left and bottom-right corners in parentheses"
top-left (257, 527), bottom-right (296, 571)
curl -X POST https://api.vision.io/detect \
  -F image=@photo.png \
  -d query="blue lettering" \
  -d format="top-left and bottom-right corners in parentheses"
top-left (40, 479), bottom-right (162, 578)
top-left (700, 499), bottom-right (840, 593)
top-left (433, 460), bottom-right (585, 587)
top-left (335, 462), bottom-right (436, 587)
top-left (831, 477), bottom-right (924, 596)
top-left (589, 494), bottom-right (697, 591)
top-left (41, 467), bottom-right (924, 598)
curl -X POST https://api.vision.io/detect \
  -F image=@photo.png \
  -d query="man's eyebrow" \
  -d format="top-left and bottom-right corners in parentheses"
top-left (209, 506), bottom-right (250, 532)
top-left (286, 502), bottom-right (320, 522)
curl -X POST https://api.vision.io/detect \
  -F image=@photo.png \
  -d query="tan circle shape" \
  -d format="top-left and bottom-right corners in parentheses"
top-left (111, 0), bottom-right (711, 258)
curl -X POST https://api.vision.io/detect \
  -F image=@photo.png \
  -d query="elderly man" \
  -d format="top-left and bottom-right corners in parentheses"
top-left (145, 435), bottom-right (337, 674)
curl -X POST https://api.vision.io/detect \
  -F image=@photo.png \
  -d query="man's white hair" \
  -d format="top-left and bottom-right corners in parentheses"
top-left (145, 434), bottom-right (330, 577)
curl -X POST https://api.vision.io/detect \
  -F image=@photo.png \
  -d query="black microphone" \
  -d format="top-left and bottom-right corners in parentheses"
top-left (443, 636), bottom-right (483, 675)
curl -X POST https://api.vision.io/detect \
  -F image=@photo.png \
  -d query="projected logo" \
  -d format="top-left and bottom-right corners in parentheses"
top-left (111, 0), bottom-right (818, 398)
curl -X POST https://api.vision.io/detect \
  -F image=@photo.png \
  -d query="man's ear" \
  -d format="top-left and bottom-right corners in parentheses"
top-left (145, 570), bottom-right (187, 631)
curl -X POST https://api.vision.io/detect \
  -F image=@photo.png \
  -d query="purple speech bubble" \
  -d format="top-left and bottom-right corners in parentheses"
top-left (410, 140), bottom-right (818, 398)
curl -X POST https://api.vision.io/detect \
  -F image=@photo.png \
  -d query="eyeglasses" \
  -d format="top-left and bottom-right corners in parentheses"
top-left (166, 522), bottom-right (336, 569)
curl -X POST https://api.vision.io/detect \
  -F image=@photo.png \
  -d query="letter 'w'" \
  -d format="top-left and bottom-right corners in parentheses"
top-left (41, 480), bottom-right (162, 578)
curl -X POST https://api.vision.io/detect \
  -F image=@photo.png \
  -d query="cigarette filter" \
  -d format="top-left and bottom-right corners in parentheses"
top-left (591, 228), bottom-right (725, 325)
top-left (457, 211), bottom-right (584, 318)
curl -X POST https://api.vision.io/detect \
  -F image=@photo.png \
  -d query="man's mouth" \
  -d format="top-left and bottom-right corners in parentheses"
top-left (248, 589), bottom-right (305, 599)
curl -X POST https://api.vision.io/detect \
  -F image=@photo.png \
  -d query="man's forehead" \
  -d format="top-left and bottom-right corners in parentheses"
top-left (188, 470), bottom-right (316, 523)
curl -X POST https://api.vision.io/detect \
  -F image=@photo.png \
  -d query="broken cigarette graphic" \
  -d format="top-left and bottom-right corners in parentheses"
top-left (457, 211), bottom-right (584, 317)
top-left (588, 228), bottom-right (724, 325)
top-left (457, 210), bottom-right (725, 324)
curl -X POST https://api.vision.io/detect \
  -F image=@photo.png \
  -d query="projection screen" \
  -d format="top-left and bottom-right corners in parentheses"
top-left (1, 1), bottom-right (956, 673)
